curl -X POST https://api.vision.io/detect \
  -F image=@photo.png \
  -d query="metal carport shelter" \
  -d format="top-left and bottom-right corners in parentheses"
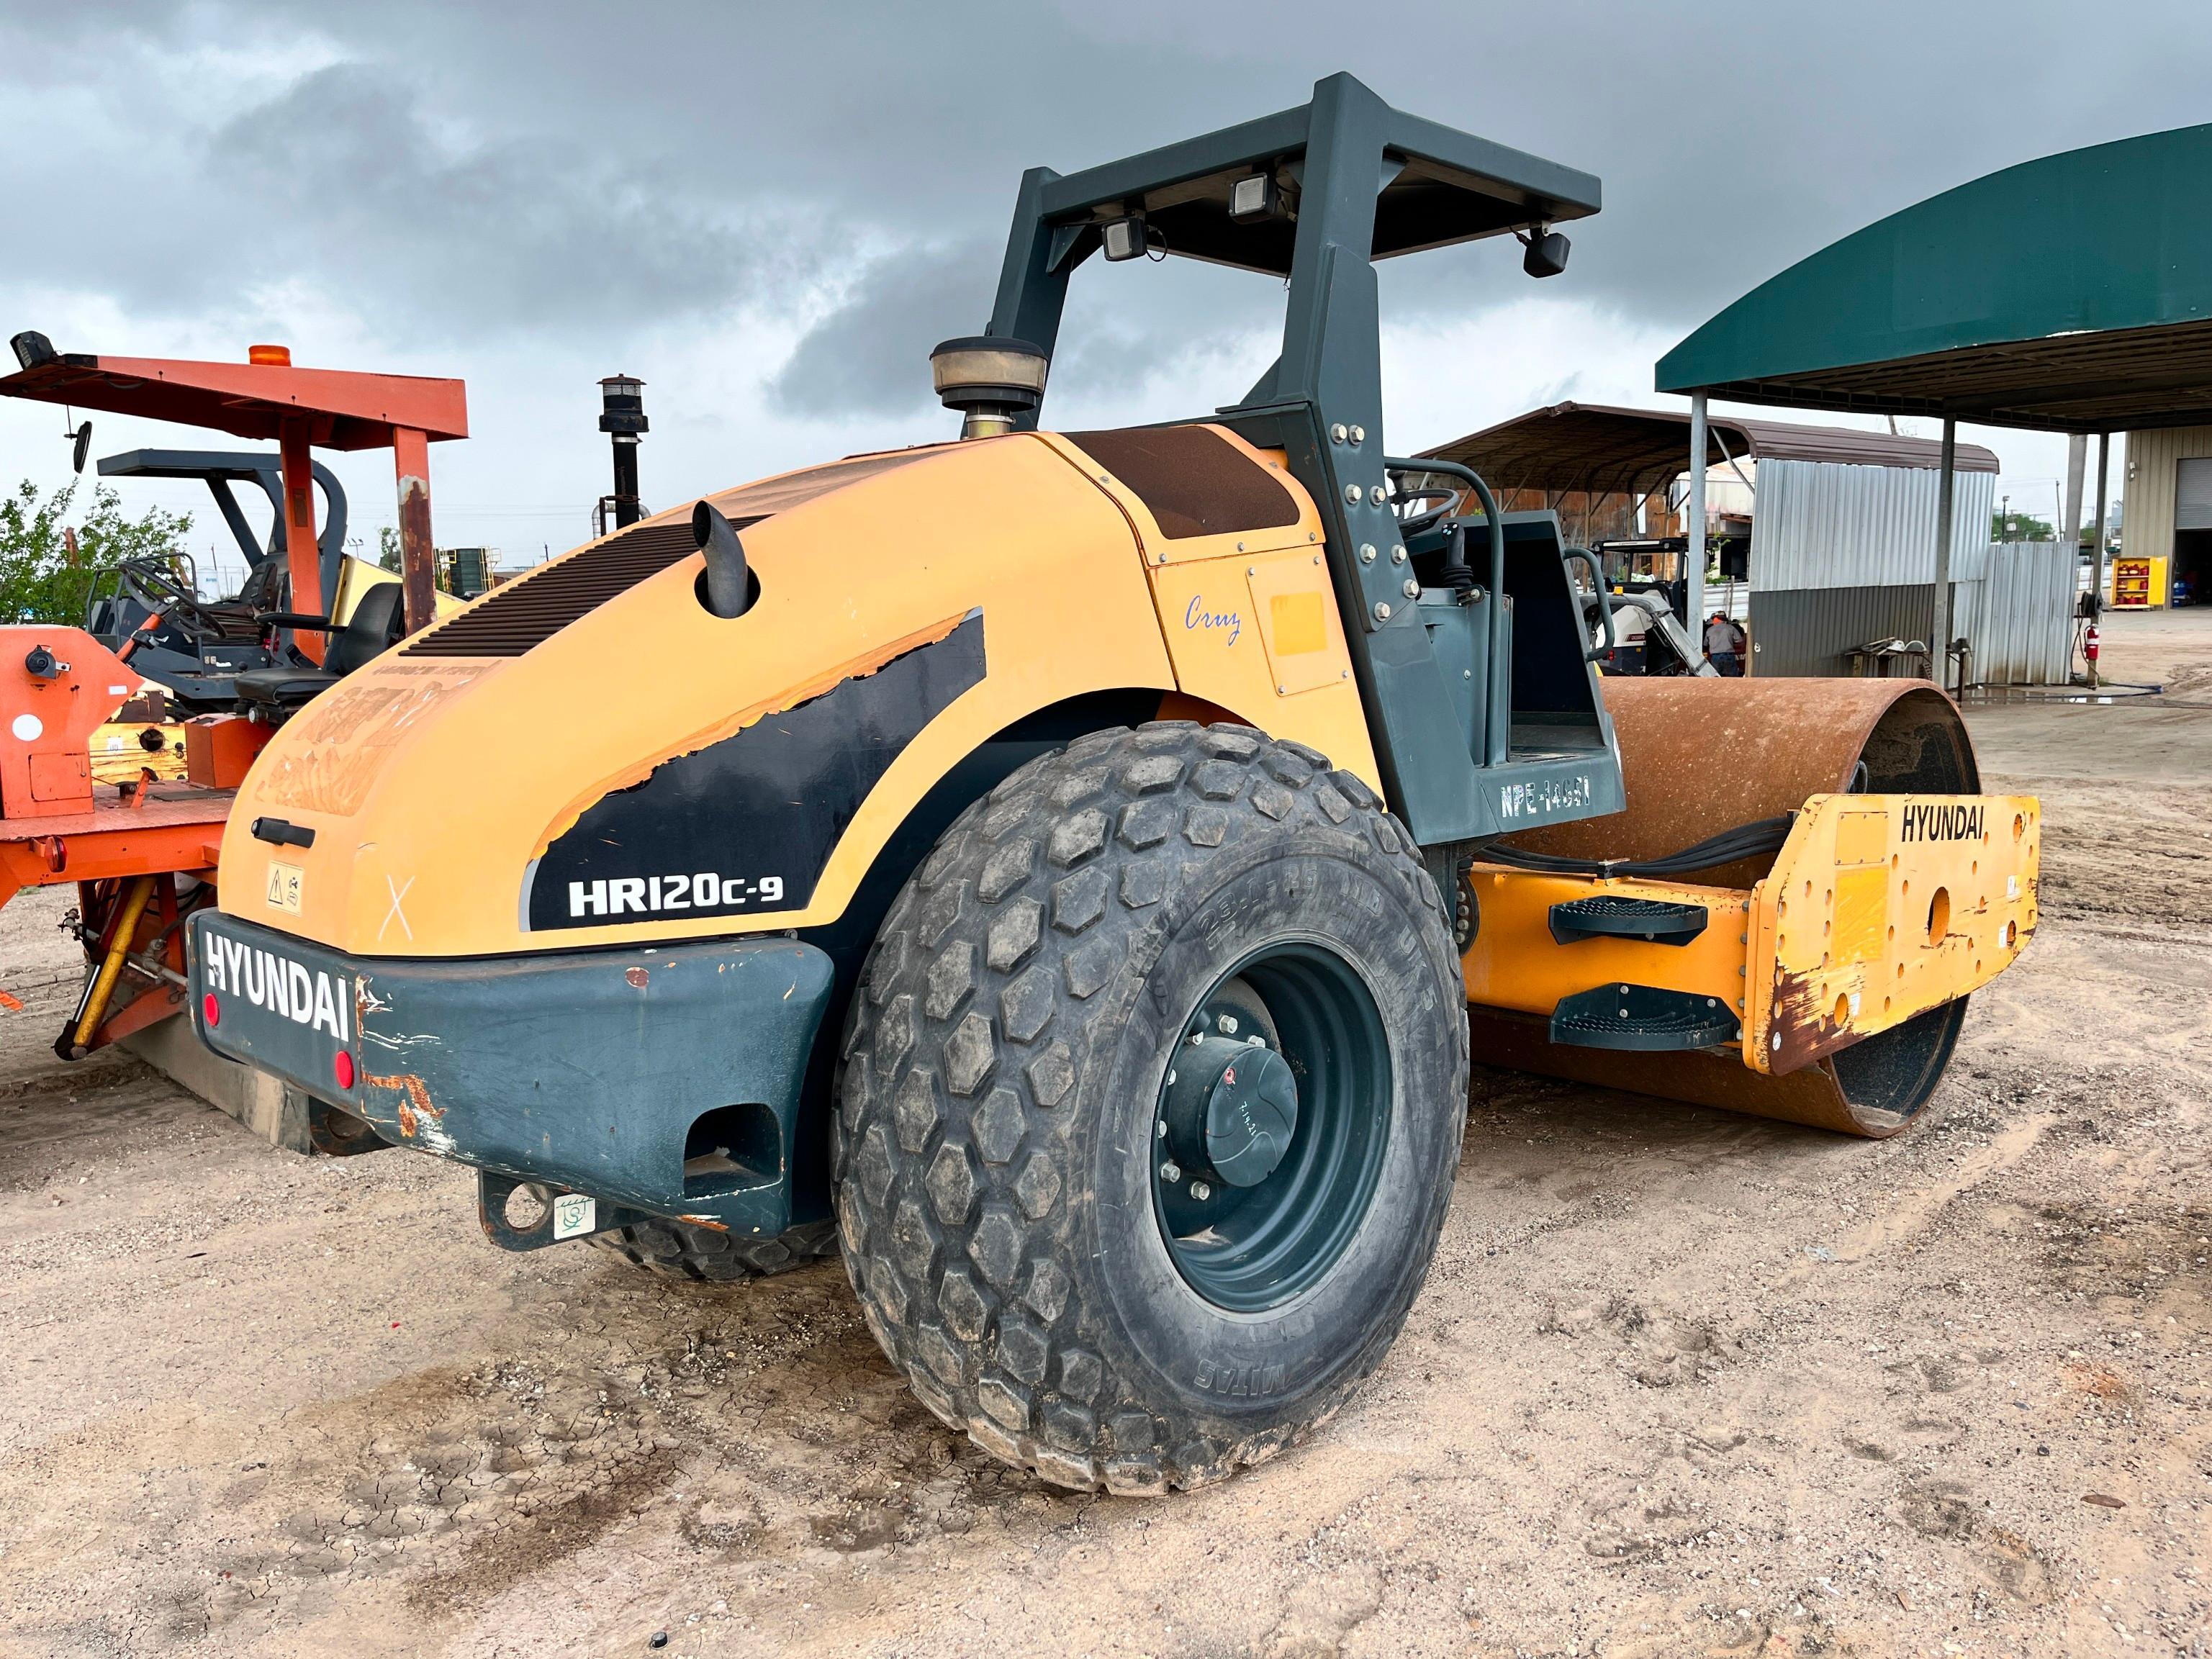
top-left (1656, 121), bottom-right (2212, 673)
top-left (1423, 404), bottom-right (2018, 677)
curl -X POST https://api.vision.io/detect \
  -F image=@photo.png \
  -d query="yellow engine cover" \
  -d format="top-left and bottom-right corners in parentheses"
top-left (215, 426), bottom-right (1373, 959)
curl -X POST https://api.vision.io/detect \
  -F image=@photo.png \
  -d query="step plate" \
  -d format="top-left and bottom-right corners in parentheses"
top-left (1548, 895), bottom-right (1709, 946)
top-left (1550, 983), bottom-right (1741, 1052)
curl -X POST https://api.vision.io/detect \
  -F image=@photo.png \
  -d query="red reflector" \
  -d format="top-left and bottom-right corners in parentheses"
top-left (333, 1050), bottom-right (356, 1090)
top-left (202, 993), bottom-right (220, 1027)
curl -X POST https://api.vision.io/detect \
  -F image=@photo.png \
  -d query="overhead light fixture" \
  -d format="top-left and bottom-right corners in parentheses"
top-left (1519, 226), bottom-right (1571, 279)
top-left (1101, 216), bottom-right (1153, 263)
top-left (10, 330), bottom-right (56, 371)
top-left (1229, 173), bottom-right (1280, 224)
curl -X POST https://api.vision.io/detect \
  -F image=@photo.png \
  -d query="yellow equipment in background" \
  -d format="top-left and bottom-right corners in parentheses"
top-left (89, 720), bottom-right (187, 785)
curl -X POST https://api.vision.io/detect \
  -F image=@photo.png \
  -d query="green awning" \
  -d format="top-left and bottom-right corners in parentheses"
top-left (1656, 124), bottom-right (2212, 433)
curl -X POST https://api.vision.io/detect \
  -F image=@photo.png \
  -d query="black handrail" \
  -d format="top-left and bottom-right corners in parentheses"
top-left (1561, 547), bottom-right (1615, 662)
top-left (1387, 456), bottom-right (1506, 765)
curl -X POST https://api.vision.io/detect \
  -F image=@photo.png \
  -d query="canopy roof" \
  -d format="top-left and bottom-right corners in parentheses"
top-left (1026, 76), bottom-right (1601, 281)
top-left (1421, 401), bottom-right (1997, 498)
top-left (1656, 124), bottom-right (2212, 433)
top-left (0, 343), bottom-right (466, 448)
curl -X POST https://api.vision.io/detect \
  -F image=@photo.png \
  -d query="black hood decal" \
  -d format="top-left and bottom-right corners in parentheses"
top-left (525, 610), bottom-right (985, 931)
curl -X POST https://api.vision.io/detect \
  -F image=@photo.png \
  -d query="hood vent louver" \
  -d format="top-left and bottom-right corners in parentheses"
top-left (402, 515), bottom-right (766, 659)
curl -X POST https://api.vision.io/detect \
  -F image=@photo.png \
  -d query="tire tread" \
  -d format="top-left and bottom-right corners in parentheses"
top-left (834, 723), bottom-right (1463, 1493)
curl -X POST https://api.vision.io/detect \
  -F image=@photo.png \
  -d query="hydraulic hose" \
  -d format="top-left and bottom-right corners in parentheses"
top-left (1477, 813), bottom-right (1797, 880)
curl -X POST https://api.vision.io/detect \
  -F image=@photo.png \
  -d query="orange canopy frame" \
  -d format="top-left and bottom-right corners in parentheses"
top-left (2, 335), bottom-right (468, 651)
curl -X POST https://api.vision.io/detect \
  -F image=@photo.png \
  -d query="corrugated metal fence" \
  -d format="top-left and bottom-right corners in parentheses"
top-left (1959, 541), bottom-right (2075, 684)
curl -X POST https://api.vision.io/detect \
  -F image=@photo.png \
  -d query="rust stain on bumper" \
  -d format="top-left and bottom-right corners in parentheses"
top-left (364, 1068), bottom-right (440, 1140)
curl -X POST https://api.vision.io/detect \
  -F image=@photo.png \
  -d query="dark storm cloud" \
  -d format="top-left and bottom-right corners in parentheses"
top-left (206, 62), bottom-right (792, 332)
top-left (4, 1), bottom-right (2208, 404)
top-left (767, 235), bottom-right (1283, 419)
top-left (770, 240), bottom-right (1001, 417)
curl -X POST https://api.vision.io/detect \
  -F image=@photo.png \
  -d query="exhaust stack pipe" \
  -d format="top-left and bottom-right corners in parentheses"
top-left (692, 500), bottom-right (754, 618)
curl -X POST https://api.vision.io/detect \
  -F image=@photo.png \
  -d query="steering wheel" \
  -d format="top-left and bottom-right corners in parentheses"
top-left (121, 557), bottom-right (218, 626)
top-left (1386, 475), bottom-right (1463, 538)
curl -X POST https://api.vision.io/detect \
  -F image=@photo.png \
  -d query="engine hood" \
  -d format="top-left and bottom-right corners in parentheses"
top-left (217, 432), bottom-right (1183, 957)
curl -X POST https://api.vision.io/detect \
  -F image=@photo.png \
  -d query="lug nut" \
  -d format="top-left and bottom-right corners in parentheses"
top-left (1161, 1161), bottom-right (1183, 1183)
top-left (1246, 1034), bottom-right (1266, 1047)
top-left (1189, 1180), bottom-right (1212, 1201)
top-left (1215, 1013), bottom-right (1238, 1035)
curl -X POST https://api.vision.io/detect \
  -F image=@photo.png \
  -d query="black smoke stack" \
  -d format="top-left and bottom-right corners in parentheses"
top-left (598, 374), bottom-right (648, 529)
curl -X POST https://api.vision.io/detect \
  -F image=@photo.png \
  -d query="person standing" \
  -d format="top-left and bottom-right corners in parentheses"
top-left (1705, 612), bottom-right (1746, 676)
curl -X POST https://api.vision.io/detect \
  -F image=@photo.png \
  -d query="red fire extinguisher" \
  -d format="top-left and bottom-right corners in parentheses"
top-left (2085, 623), bottom-right (2100, 666)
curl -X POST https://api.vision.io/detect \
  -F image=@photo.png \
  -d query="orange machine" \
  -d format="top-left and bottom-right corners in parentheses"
top-left (0, 333), bottom-right (466, 1059)
top-left (0, 624), bottom-right (231, 1054)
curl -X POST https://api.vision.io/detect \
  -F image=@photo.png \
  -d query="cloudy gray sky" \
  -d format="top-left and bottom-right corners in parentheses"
top-left (3, 1), bottom-right (2203, 578)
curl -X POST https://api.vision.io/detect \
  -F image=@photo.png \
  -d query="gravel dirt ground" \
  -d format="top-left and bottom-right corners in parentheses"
top-left (1, 610), bottom-right (2207, 1659)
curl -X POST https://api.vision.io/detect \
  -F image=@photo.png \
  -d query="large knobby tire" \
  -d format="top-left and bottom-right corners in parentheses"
top-left (590, 1216), bottom-right (839, 1283)
top-left (833, 722), bottom-right (1468, 1493)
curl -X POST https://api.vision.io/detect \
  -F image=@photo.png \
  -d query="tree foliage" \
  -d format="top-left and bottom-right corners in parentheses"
top-left (0, 479), bottom-right (194, 624)
top-left (1992, 509), bottom-right (2055, 542)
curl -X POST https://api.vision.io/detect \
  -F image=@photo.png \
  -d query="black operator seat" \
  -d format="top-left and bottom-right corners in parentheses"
top-left (235, 582), bottom-right (407, 715)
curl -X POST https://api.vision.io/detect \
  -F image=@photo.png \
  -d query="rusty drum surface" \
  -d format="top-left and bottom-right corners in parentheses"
top-left (1510, 677), bottom-right (1979, 888)
top-left (1481, 677), bottom-right (1982, 1136)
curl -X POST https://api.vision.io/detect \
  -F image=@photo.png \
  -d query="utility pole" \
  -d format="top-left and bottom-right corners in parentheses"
top-left (598, 374), bottom-right (648, 533)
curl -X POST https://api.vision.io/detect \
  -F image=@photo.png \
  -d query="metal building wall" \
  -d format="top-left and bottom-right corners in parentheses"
top-left (1751, 460), bottom-right (1997, 589)
top-left (1739, 458), bottom-right (2077, 682)
top-left (2119, 425), bottom-right (2212, 587)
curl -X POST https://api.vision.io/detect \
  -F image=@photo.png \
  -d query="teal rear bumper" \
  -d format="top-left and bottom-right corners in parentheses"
top-left (189, 910), bottom-right (836, 1239)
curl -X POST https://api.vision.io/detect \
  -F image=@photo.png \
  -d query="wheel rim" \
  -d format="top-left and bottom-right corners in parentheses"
top-left (1150, 942), bottom-right (1392, 1314)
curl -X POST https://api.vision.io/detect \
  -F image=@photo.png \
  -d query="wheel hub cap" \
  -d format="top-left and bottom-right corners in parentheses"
top-left (1162, 1033), bottom-right (1299, 1188)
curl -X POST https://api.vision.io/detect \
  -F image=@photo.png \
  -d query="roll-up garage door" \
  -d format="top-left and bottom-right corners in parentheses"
top-left (2179, 457), bottom-right (2212, 530)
